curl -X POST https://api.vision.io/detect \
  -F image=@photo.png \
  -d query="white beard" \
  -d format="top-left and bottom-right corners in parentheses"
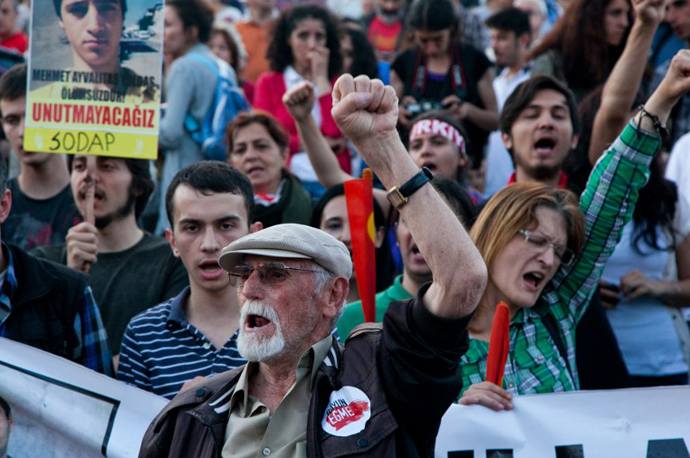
top-left (237, 300), bottom-right (286, 362)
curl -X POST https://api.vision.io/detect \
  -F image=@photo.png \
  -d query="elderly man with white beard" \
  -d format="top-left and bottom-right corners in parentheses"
top-left (138, 74), bottom-right (488, 458)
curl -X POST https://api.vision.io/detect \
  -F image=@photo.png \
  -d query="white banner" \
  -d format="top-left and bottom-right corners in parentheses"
top-left (436, 386), bottom-right (690, 458)
top-left (3, 336), bottom-right (690, 458)
top-left (0, 338), bottom-right (168, 458)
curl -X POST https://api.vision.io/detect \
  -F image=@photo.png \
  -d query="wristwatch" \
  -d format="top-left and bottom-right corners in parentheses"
top-left (386, 167), bottom-right (433, 209)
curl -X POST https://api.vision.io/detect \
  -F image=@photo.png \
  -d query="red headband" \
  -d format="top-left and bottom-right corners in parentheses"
top-left (410, 119), bottom-right (466, 155)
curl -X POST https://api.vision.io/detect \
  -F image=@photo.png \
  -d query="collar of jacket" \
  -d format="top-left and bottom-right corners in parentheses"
top-left (183, 335), bottom-right (343, 426)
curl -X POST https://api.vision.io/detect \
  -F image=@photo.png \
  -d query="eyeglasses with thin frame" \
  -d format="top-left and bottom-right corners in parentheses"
top-left (518, 229), bottom-right (575, 266)
top-left (227, 262), bottom-right (319, 288)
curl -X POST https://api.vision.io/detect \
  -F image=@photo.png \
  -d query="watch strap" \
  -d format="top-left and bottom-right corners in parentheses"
top-left (399, 166), bottom-right (432, 197)
top-left (386, 167), bottom-right (433, 209)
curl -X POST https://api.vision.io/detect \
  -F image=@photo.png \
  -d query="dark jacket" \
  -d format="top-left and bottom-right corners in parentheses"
top-left (2, 243), bottom-right (88, 359)
top-left (138, 285), bottom-right (471, 458)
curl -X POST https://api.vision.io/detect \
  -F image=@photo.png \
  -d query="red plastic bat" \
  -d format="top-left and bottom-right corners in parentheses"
top-left (486, 302), bottom-right (510, 386)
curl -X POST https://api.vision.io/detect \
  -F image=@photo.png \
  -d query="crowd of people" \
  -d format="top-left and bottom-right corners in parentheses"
top-left (1, 0), bottom-right (690, 455)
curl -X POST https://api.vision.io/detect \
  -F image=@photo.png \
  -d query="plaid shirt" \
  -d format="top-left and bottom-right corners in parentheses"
top-left (461, 121), bottom-right (660, 395)
top-left (0, 247), bottom-right (113, 376)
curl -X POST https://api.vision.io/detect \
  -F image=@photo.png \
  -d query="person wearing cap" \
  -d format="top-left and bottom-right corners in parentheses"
top-left (138, 74), bottom-right (488, 458)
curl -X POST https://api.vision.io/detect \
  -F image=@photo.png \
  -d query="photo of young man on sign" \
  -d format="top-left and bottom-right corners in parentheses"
top-left (31, 0), bottom-right (160, 102)
top-left (24, 0), bottom-right (163, 159)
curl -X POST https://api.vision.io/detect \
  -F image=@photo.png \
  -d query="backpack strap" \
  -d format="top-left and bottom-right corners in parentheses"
top-left (185, 52), bottom-right (220, 77)
top-left (411, 48), bottom-right (426, 100)
top-left (411, 43), bottom-right (467, 100)
top-left (450, 43), bottom-right (468, 94)
top-left (182, 53), bottom-right (222, 141)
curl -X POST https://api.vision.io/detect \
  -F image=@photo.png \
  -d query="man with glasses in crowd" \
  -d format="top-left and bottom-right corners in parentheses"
top-left (139, 74), bottom-right (487, 457)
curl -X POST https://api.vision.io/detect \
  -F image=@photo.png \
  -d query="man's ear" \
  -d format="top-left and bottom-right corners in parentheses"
top-left (519, 32), bottom-right (531, 49)
top-left (249, 221), bottom-right (263, 233)
top-left (457, 149), bottom-right (469, 170)
top-left (186, 25), bottom-right (199, 42)
top-left (570, 133), bottom-right (579, 150)
top-left (0, 188), bottom-right (12, 225)
top-left (322, 276), bottom-right (349, 320)
top-left (165, 227), bottom-right (180, 258)
top-left (501, 131), bottom-right (513, 151)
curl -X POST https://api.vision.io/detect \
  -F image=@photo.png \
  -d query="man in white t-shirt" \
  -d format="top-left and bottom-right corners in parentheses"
top-left (665, 132), bottom-right (690, 322)
top-left (666, 132), bottom-right (690, 237)
top-left (484, 8), bottom-right (533, 196)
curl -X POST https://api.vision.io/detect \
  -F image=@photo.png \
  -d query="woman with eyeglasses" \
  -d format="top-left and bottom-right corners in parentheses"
top-left (457, 49), bottom-right (690, 408)
top-left (459, 182), bottom-right (583, 405)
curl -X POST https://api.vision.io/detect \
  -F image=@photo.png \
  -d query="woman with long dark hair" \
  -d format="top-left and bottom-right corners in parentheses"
top-left (254, 4), bottom-right (347, 200)
top-left (599, 157), bottom-right (690, 387)
top-left (390, 0), bottom-right (499, 168)
top-left (341, 27), bottom-right (379, 79)
top-left (528, 0), bottom-right (632, 102)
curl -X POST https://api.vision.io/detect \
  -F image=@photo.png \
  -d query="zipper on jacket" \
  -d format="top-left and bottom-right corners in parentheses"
top-left (310, 375), bottom-right (325, 458)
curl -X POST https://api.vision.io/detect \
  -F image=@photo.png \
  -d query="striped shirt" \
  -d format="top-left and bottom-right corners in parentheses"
top-left (117, 287), bottom-right (246, 399)
top-left (461, 120), bottom-right (661, 395)
top-left (0, 245), bottom-right (113, 376)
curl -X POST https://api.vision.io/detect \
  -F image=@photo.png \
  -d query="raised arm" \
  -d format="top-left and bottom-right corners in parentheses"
top-left (284, 81), bottom-right (390, 212)
top-left (332, 74), bottom-right (487, 318)
top-left (642, 50), bottom-right (690, 124)
top-left (283, 82), bottom-right (352, 188)
top-left (588, 0), bottom-right (665, 164)
top-left (553, 50), bottom-right (690, 322)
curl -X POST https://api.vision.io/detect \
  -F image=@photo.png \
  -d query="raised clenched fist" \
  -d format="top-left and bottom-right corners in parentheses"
top-left (331, 74), bottom-right (398, 149)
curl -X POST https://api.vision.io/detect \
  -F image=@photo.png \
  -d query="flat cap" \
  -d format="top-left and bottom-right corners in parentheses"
top-left (218, 223), bottom-right (352, 279)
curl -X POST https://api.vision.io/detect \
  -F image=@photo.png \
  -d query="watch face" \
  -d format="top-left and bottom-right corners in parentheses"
top-left (386, 187), bottom-right (408, 209)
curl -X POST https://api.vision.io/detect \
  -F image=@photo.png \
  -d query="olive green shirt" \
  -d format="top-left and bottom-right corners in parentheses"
top-left (221, 334), bottom-right (332, 458)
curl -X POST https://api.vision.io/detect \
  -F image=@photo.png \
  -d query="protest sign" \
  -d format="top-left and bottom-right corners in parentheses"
top-left (436, 386), bottom-right (690, 458)
top-left (24, 0), bottom-right (163, 159)
top-left (0, 338), bottom-right (168, 458)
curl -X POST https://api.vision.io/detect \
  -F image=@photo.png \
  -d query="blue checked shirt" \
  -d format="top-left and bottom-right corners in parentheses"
top-left (461, 120), bottom-right (661, 395)
top-left (0, 248), bottom-right (113, 376)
